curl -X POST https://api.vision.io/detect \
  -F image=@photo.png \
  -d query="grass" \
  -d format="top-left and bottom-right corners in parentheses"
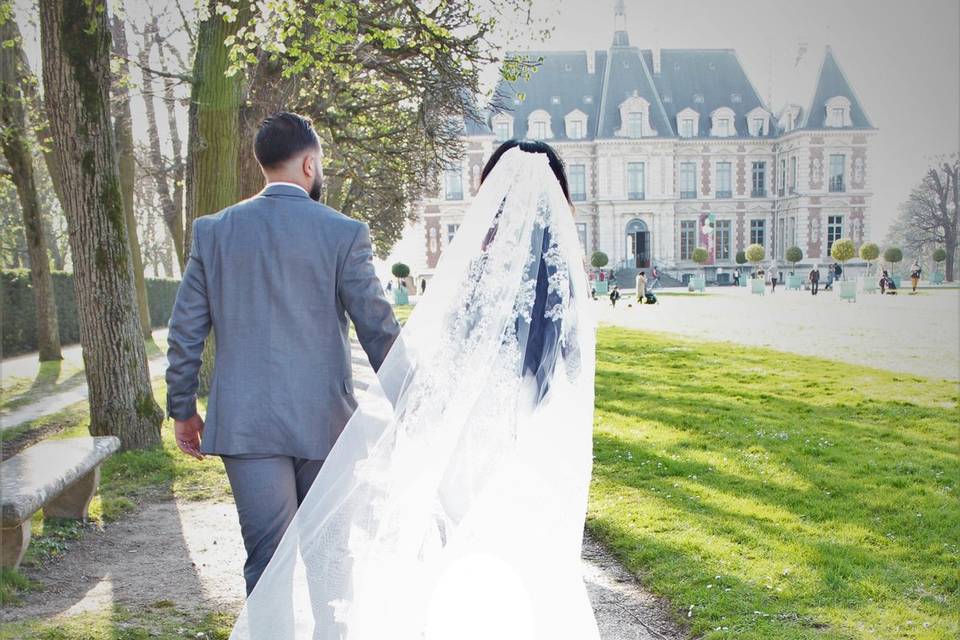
top-left (0, 605), bottom-right (234, 639)
top-left (0, 361), bottom-right (85, 413)
top-left (588, 327), bottom-right (960, 640)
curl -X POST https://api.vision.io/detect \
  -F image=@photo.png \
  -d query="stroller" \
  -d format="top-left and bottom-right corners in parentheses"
top-left (643, 291), bottom-right (658, 305)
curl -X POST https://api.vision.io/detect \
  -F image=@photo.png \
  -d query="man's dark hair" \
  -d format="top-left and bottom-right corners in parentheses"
top-left (254, 112), bottom-right (320, 169)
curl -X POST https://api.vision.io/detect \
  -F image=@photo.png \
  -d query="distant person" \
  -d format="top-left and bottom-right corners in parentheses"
top-left (824, 269), bottom-right (834, 291)
top-left (635, 271), bottom-right (647, 303)
top-left (910, 260), bottom-right (922, 293)
top-left (769, 266), bottom-right (779, 293)
top-left (809, 266), bottom-right (820, 296)
top-left (649, 266), bottom-right (661, 290)
top-left (386, 281), bottom-right (393, 294)
top-left (880, 269), bottom-right (897, 295)
top-left (609, 284), bottom-right (622, 307)
top-left (733, 268), bottom-right (741, 287)
top-left (420, 277), bottom-right (427, 294)
top-left (833, 263), bottom-right (842, 280)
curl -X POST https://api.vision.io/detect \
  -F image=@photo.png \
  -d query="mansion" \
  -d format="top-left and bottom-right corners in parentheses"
top-left (411, 4), bottom-right (875, 283)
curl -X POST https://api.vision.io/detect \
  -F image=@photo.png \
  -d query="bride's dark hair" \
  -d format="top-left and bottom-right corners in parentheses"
top-left (480, 139), bottom-right (572, 205)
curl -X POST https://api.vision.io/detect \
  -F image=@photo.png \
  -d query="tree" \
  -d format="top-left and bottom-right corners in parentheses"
top-left (745, 243), bottom-right (765, 270)
top-left (785, 246), bottom-right (803, 273)
top-left (39, 0), bottom-right (163, 449)
top-left (884, 247), bottom-right (903, 272)
top-left (590, 251), bottom-right (609, 269)
top-left (0, 4), bottom-right (62, 361)
top-left (830, 238), bottom-right (856, 279)
top-left (138, 15), bottom-right (186, 269)
top-left (691, 247), bottom-right (709, 270)
top-left (391, 262), bottom-right (410, 287)
top-left (735, 250), bottom-right (747, 266)
top-left (111, 14), bottom-right (152, 338)
top-left (859, 242), bottom-right (879, 274)
top-left (225, 1), bottom-right (543, 257)
top-left (892, 156), bottom-right (958, 282)
top-left (187, 0), bottom-right (251, 395)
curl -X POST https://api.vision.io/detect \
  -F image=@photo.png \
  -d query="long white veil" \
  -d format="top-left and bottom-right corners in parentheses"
top-left (230, 147), bottom-right (599, 640)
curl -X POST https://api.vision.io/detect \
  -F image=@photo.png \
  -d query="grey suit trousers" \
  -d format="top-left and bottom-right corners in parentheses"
top-left (221, 454), bottom-right (324, 595)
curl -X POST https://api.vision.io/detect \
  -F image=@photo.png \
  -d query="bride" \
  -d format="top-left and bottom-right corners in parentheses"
top-left (230, 142), bottom-right (599, 640)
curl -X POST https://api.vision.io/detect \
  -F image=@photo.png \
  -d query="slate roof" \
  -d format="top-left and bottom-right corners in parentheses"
top-left (483, 42), bottom-right (869, 141)
top-left (803, 47), bottom-right (874, 130)
top-left (490, 50), bottom-right (607, 140)
top-left (654, 49), bottom-right (775, 139)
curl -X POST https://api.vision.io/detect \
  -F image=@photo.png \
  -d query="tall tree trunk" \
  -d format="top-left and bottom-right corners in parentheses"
top-left (236, 57), bottom-right (294, 198)
top-left (188, 0), bottom-right (249, 395)
top-left (44, 216), bottom-right (64, 270)
top-left (156, 40), bottom-right (186, 267)
top-left (39, 0), bottom-right (163, 450)
top-left (0, 10), bottom-right (62, 361)
top-left (111, 15), bottom-right (152, 338)
top-left (140, 19), bottom-right (184, 270)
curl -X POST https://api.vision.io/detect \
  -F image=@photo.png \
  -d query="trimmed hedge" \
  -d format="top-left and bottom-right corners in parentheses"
top-left (2, 269), bottom-right (181, 357)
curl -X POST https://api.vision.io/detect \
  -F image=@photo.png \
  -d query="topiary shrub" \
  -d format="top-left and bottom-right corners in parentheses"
top-left (691, 247), bottom-right (709, 268)
top-left (859, 242), bottom-right (880, 274)
top-left (932, 248), bottom-right (947, 263)
top-left (883, 247), bottom-right (903, 270)
top-left (590, 251), bottom-right (609, 269)
top-left (785, 246), bottom-right (803, 271)
top-left (735, 250), bottom-right (747, 266)
top-left (745, 243), bottom-right (765, 267)
top-left (391, 262), bottom-right (410, 285)
top-left (831, 238), bottom-right (856, 280)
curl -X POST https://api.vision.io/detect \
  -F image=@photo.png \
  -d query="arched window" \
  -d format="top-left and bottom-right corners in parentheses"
top-left (746, 107), bottom-right (769, 137)
top-left (491, 113), bottom-right (514, 141)
top-left (676, 107), bottom-right (699, 138)
top-left (564, 109), bottom-right (588, 140)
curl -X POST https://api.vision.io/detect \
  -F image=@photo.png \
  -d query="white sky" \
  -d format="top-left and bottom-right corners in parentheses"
top-left (14, 0), bottom-right (960, 256)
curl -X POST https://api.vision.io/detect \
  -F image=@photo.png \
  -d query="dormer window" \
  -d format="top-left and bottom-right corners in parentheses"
top-left (676, 107), bottom-right (699, 138)
top-left (746, 107), bottom-right (770, 137)
top-left (526, 109), bottom-right (553, 140)
top-left (617, 95), bottom-right (656, 138)
top-left (779, 105), bottom-right (801, 132)
top-left (825, 96), bottom-right (851, 127)
top-left (564, 108), bottom-right (588, 140)
top-left (491, 113), bottom-right (514, 141)
top-left (710, 107), bottom-right (736, 137)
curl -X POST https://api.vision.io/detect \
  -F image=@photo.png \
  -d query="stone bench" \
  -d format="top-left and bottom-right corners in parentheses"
top-left (1, 436), bottom-right (120, 569)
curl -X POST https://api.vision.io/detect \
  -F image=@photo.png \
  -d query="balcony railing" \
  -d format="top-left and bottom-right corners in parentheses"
top-left (680, 190), bottom-right (697, 200)
top-left (628, 191), bottom-right (645, 201)
top-left (751, 188), bottom-right (766, 197)
top-left (829, 177), bottom-right (845, 192)
top-left (571, 192), bottom-right (587, 202)
top-left (716, 190), bottom-right (732, 199)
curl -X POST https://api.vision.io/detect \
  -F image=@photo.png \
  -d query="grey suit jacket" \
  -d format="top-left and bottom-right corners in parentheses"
top-left (165, 183), bottom-right (400, 460)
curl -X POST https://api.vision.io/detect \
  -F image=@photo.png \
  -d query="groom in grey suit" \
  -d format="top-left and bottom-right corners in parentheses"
top-left (165, 112), bottom-right (400, 596)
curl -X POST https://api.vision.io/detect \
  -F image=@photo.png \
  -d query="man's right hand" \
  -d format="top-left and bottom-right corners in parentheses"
top-left (174, 414), bottom-right (205, 460)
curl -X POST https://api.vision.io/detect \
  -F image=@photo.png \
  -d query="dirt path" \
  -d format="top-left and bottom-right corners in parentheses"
top-left (1, 498), bottom-right (685, 639)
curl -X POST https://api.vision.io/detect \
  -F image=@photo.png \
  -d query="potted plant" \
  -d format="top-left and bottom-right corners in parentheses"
top-left (735, 250), bottom-right (748, 286)
top-left (391, 262), bottom-right (411, 305)
top-left (690, 247), bottom-right (709, 292)
top-left (591, 251), bottom-right (610, 294)
top-left (883, 247), bottom-right (903, 288)
top-left (859, 242), bottom-right (880, 293)
top-left (831, 238), bottom-right (857, 302)
top-left (932, 248), bottom-right (947, 284)
top-left (745, 243), bottom-right (765, 294)
top-left (784, 246), bottom-right (803, 290)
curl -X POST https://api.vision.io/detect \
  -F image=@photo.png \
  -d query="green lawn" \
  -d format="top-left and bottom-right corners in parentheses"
top-left (589, 327), bottom-right (960, 640)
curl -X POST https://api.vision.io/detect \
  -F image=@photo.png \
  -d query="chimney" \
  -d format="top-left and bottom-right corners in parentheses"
top-left (587, 51), bottom-right (596, 74)
top-left (652, 48), bottom-right (661, 74)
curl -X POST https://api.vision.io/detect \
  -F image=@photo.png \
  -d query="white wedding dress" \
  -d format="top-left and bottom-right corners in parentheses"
top-left (230, 147), bottom-right (599, 640)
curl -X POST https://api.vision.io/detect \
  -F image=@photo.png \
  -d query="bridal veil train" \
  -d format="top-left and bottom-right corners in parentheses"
top-left (230, 146), bottom-right (599, 639)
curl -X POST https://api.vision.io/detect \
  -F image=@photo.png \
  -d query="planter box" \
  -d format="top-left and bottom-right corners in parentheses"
top-left (691, 275), bottom-right (706, 293)
top-left (891, 275), bottom-right (902, 289)
top-left (931, 271), bottom-right (945, 285)
top-left (393, 288), bottom-right (409, 305)
top-left (839, 280), bottom-right (857, 302)
top-left (785, 274), bottom-right (803, 290)
top-left (750, 278), bottom-right (765, 295)
top-left (861, 277), bottom-right (878, 294)
top-left (594, 280), bottom-right (609, 295)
